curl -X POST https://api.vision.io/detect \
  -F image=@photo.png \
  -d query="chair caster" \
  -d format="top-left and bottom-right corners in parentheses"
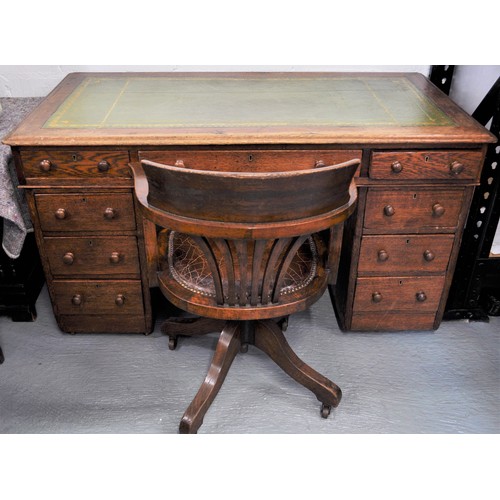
top-left (168, 336), bottom-right (178, 350)
top-left (320, 403), bottom-right (331, 419)
top-left (278, 317), bottom-right (289, 331)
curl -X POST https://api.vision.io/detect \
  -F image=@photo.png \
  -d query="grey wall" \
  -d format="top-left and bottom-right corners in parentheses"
top-left (450, 65), bottom-right (500, 115)
top-left (0, 65), bottom-right (431, 97)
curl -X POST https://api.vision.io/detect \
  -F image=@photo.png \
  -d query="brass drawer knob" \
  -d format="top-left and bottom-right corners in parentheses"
top-left (39, 159), bottom-right (52, 172)
top-left (372, 292), bottom-right (383, 303)
top-left (109, 252), bottom-right (121, 264)
top-left (55, 208), bottom-right (67, 220)
top-left (71, 294), bottom-right (82, 306)
top-left (104, 207), bottom-right (116, 219)
top-left (97, 160), bottom-right (110, 172)
top-left (450, 161), bottom-right (464, 175)
top-left (432, 203), bottom-right (445, 217)
top-left (315, 160), bottom-right (326, 168)
top-left (416, 291), bottom-right (427, 302)
top-left (391, 161), bottom-right (403, 173)
top-left (63, 252), bottom-right (74, 265)
top-left (423, 250), bottom-right (435, 262)
top-left (115, 294), bottom-right (125, 306)
top-left (377, 249), bottom-right (389, 262)
top-left (383, 205), bottom-right (395, 217)
top-left (174, 159), bottom-right (185, 168)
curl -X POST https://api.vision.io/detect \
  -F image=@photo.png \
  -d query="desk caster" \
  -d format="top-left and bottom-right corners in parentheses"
top-left (321, 403), bottom-right (331, 419)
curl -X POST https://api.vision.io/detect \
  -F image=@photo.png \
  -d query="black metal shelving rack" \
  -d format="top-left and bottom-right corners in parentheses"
top-left (430, 66), bottom-right (500, 320)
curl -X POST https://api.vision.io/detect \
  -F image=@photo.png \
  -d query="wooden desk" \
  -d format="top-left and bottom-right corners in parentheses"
top-left (4, 72), bottom-right (495, 333)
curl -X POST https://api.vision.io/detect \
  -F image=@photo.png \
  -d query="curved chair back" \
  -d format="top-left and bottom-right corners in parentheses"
top-left (140, 158), bottom-right (359, 224)
top-left (131, 157), bottom-right (360, 319)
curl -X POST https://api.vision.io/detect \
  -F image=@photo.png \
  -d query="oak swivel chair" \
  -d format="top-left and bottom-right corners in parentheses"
top-left (131, 157), bottom-right (360, 433)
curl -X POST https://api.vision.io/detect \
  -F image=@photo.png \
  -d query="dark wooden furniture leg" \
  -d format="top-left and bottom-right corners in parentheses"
top-left (161, 317), bottom-right (226, 350)
top-left (179, 321), bottom-right (241, 434)
top-left (254, 320), bottom-right (342, 417)
top-left (0, 346), bottom-right (4, 364)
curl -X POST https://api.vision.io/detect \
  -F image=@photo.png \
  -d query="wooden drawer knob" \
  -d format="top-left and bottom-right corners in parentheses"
top-left (55, 208), bottom-right (67, 220)
top-left (450, 161), bottom-right (464, 175)
top-left (39, 159), bottom-right (52, 172)
top-left (416, 291), bottom-right (427, 302)
top-left (372, 292), bottom-right (383, 303)
top-left (109, 252), bottom-right (121, 264)
top-left (97, 160), bottom-right (110, 172)
top-left (71, 294), bottom-right (82, 306)
top-left (391, 161), bottom-right (403, 173)
top-left (423, 250), bottom-right (435, 262)
top-left (383, 205), bottom-right (395, 217)
top-left (432, 203), bottom-right (445, 217)
top-left (115, 294), bottom-right (125, 306)
top-left (104, 207), bottom-right (116, 219)
top-left (315, 160), bottom-right (326, 168)
top-left (377, 250), bottom-right (389, 262)
top-left (63, 252), bottom-right (74, 265)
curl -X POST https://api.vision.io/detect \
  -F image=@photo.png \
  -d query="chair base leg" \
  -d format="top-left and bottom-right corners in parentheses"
top-left (161, 317), bottom-right (226, 350)
top-left (253, 320), bottom-right (342, 411)
top-left (176, 318), bottom-right (341, 433)
top-left (161, 315), bottom-right (288, 350)
top-left (179, 321), bottom-right (241, 434)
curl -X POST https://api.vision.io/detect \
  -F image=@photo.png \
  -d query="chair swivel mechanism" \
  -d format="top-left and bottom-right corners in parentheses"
top-left (131, 156), bottom-right (359, 433)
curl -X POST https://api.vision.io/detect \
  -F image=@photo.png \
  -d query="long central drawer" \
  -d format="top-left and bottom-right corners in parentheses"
top-left (138, 149), bottom-right (362, 172)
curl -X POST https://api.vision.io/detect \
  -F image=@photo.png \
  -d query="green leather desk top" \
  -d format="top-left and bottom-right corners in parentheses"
top-left (4, 72), bottom-right (495, 146)
top-left (43, 75), bottom-right (451, 129)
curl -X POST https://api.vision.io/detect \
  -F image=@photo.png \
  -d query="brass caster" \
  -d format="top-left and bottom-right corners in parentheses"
top-left (321, 403), bottom-right (331, 419)
top-left (168, 336), bottom-right (178, 351)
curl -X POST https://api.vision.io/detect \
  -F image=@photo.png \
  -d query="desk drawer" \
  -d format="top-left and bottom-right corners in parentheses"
top-left (44, 236), bottom-right (140, 277)
top-left (370, 150), bottom-right (483, 181)
top-left (357, 234), bottom-right (454, 275)
top-left (138, 149), bottom-right (362, 172)
top-left (364, 188), bottom-right (464, 232)
top-left (350, 311), bottom-right (437, 331)
top-left (352, 276), bottom-right (445, 313)
top-left (36, 193), bottom-right (136, 232)
top-left (53, 280), bottom-right (144, 316)
top-left (21, 150), bottom-right (131, 179)
top-left (58, 314), bottom-right (146, 333)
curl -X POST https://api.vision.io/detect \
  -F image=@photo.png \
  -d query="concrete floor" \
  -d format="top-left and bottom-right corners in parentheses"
top-left (0, 285), bottom-right (499, 433)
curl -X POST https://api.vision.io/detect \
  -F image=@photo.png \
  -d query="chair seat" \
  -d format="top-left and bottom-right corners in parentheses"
top-left (162, 230), bottom-right (319, 299)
